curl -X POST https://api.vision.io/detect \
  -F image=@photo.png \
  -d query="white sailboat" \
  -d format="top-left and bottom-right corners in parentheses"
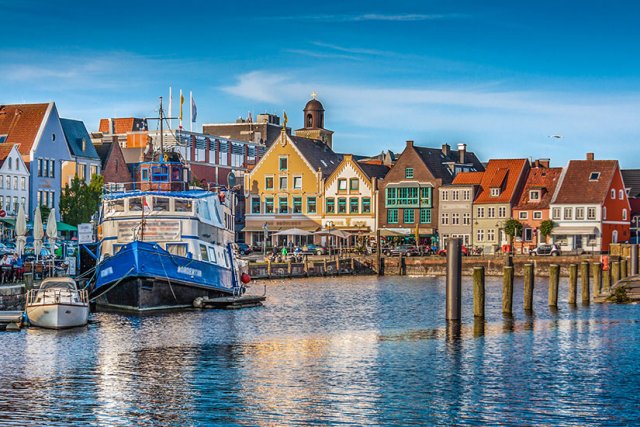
top-left (26, 277), bottom-right (89, 329)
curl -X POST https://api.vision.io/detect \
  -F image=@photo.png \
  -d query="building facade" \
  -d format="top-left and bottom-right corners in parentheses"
top-left (378, 141), bottom-right (483, 246)
top-left (0, 145), bottom-right (30, 218)
top-left (550, 154), bottom-right (630, 252)
top-left (438, 173), bottom-right (483, 247)
top-left (60, 119), bottom-right (102, 187)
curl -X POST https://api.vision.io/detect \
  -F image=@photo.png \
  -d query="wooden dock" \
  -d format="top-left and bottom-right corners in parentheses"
top-left (0, 311), bottom-right (24, 331)
top-left (193, 295), bottom-right (266, 310)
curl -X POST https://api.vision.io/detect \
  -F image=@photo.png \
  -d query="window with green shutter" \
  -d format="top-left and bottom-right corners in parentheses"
top-left (362, 197), bottom-right (371, 213)
top-left (292, 197), bottom-right (302, 213)
top-left (420, 208), bottom-right (431, 223)
top-left (405, 168), bottom-right (414, 179)
top-left (338, 198), bottom-right (347, 214)
top-left (350, 198), bottom-right (359, 213)
top-left (326, 198), bottom-right (335, 213)
top-left (388, 209), bottom-right (398, 223)
top-left (404, 209), bottom-right (415, 223)
top-left (307, 196), bottom-right (317, 214)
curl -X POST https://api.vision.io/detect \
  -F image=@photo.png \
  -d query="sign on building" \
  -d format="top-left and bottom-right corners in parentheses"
top-left (78, 223), bottom-right (94, 244)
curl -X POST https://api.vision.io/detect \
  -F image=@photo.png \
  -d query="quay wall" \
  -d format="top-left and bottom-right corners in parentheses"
top-left (248, 255), bottom-right (615, 280)
top-left (0, 285), bottom-right (26, 311)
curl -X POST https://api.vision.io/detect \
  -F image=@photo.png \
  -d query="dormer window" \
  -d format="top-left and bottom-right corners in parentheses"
top-left (490, 188), bottom-right (500, 197)
top-left (589, 172), bottom-right (600, 181)
top-left (529, 190), bottom-right (540, 200)
top-left (0, 135), bottom-right (7, 143)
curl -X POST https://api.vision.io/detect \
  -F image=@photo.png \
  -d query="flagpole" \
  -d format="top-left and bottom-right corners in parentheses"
top-left (189, 91), bottom-right (193, 133)
top-left (179, 89), bottom-right (183, 130)
top-left (168, 86), bottom-right (173, 129)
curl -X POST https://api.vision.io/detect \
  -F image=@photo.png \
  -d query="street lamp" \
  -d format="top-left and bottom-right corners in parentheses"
top-left (262, 222), bottom-right (269, 259)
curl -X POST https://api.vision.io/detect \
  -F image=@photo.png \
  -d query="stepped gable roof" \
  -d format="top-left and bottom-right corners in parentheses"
top-left (413, 146), bottom-right (484, 184)
top-left (452, 171), bottom-right (484, 185)
top-left (474, 158), bottom-right (529, 204)
top-left (357, 162), bottom-right (390, 180)
top-left (61, 119), bottom-right (100, 159)
top-left (621, 169), bottom-right (640, 198)
top-left (290, 135), bottom-right (342, 177)
top-left (514, 167), bottom-right (563, 210)
top-left (554, 160), bottom-right (618, 204)
top-left (0, 103), bottom-right (50, 155)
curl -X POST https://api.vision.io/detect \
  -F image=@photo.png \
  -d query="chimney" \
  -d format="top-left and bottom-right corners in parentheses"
top-left (406, 140), bottom-right (414, 147)
top-left (457, 143), bottom-right (467, 163)
top-left (442, 143), bottom-right (450, 157)
top-left (586, 152), bottom-right (595, 161)
top-left (538, 158), bottom-right (550, 168)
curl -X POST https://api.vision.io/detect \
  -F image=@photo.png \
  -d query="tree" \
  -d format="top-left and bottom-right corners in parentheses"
top-left (59, 175), bottom-right (104, 226)
top-left (539, 219), bottom-right (555, 242)
top-left (503, 218), bottom-right (524, 252)
top-left (39, 205), bottom-right (51, 222)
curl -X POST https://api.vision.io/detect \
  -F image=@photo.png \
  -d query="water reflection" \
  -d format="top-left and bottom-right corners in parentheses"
top-left (0, 276), bottom-right (639, 426)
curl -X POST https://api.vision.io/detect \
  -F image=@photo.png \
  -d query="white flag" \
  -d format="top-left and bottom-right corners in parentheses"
top-left (191, 96), bottom-right (197, 122)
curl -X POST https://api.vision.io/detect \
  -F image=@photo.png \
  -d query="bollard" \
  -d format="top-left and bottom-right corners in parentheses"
top-left (632, 245), bottom-right (639, 275)
top-left (581, 261), bottom-right (590, 305)
top-left (621, 258), bottom-right (628, 279)
top-left (267, 259), bottom-right (272, 277)
top-left (591, 262), bottom-right (602, 298)
top-left (399, 254), bottom-right (406, 276)
top-left (287, 260), bottom-right (292, 276)
top-left (611, 260), bottom-right (620, 283)
top-left (376, 229), bottom-right (382, 276)
top-left (568, 264), bottom-right (578, 305)
top-left (446, 238), bottom-right (462, 321)
top-left (548, 264), bottom-right (560, 307)
top-left (502, 266), bottom-right (514, 315)
top-left (524, 263), bottom-right (534, 311)
top-left (602, 264), bottom-right (611, 294)
top-left (473, 266), bottom-right (485, 318)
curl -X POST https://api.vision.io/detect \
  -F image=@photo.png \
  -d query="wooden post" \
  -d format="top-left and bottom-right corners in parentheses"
top-left (602, 264), bottom-right (611, 295)
top-left (591, 262), bottom-right (602, 298)
top-left (323, 258), bottom-right (328, 276)
top-left (611, 260), bottom-right (620, 283)
top-left (548, 264), bottom-right (559, 307)
top-left (399, 254), bottom-right (406, 276)
top-left (581, 261), bottom-right (590, 304)
top-left (473, 266), bottom-right (485, 318)
top-left (376, 229), bottom-right (382, 276)
top-left (350, 257), bottom-right (355, 272)
top-left (287, 259), bottom-right (292, 276)
top-left (568, 264), bottom-right (578, 305)
top-left (446, 238), bottom-right (462, 321)
top-left (502, 266), bottom-right (514, 315)
top-left (267, 259), bottom-right (272, 278)
top-left (621, 258), bottom-right (628, 279)
top-left (524, 263), bottom-right (534, 312)
top-left (336, 257), bottom-right (340, 274)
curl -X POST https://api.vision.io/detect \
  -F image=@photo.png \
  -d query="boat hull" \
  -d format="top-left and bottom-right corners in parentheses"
top-left (26, 304), bottom-right (89, 329)
top-left (92, 241), bottom-right (240, 312)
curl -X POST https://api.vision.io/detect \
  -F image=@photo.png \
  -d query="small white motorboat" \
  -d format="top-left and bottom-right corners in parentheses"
top-left (26, 277), bottom-right (89, 329)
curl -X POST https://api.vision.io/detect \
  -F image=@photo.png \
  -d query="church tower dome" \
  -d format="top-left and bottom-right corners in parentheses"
top-left (295, 92), bottom-right (334, 149)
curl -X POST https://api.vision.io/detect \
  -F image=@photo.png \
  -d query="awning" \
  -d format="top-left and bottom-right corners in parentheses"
top-left (0, 218), bottom-right (16, 227)
top-left (379, 228), bottom-right (411, 237)
top-left (551, 226), bottom-right (598, 235)
top-left (241, 225), bottom-right (319, 233)
top-left (56, 222), bottom-right (77, 232)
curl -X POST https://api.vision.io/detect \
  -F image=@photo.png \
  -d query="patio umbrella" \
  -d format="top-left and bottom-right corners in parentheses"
top-left (272, 228), bottom-right (312, 236)
top-left (33, 206), bottom-right (44, 262)
top-left (46, 208), bottom-right (57, 254)
top-left (15, 203), bottom-right (27, 256)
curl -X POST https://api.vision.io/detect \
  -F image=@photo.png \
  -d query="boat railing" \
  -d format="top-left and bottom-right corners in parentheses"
top-left (103, 181), bottom-right (230, 195)
top-left (26, 288), bottom-right (89, 305)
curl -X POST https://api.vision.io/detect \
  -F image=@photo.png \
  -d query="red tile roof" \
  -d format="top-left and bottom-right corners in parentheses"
top-left (553, 160), bottom-right (619, 204)
top-left (514, 167), bottom-right (563, 210)
top-left (98, 118), bottom-right (147, 134)
top-left (452, 171), bottom-right (484, 185)
top-left (474, 159), bottom-right (529, 204)
top-left (0, 103), bottom-right (50, 156)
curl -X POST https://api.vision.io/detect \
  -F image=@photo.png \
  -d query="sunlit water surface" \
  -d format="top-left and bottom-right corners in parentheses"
top-left (1, 276), bottom-right (639, 426)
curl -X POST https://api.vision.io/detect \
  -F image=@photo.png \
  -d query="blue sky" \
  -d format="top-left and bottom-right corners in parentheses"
top-left (2, 0), bottom-right (640, 167)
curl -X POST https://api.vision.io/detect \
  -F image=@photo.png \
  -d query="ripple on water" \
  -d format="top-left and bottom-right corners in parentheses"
top-left (0, 276), bottom-right (639, 426)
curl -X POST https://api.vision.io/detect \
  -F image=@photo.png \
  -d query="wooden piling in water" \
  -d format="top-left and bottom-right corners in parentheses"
top-left (376, 229), bottom-right (382, 276)
top-left (548, 264), bottom-right (559, 307)
top-left (581, 261), bottom-right (590, 305)
top-left (473, 266), bottom-right (485, 318)
top-left (323, 258), bottom-right (328, 275)
top-left (568, 264), bottom-right (578, 305)
top-left (611, 261), bottom-right (620, 283)
top-left (399, 254), bottom-right (406, 276)
top-left (267, 260), bottom-right (272, 277)
top-left (350, 257), bottom-right (355, 273)
top-left (335, 257), bottom-right (340, 274)
top-left (591, 262), bottom-right (602, 299)
top-left (287, 260), bottom-right (292, 276)
top-left (602, 264), bottom-right (611, 295)
top-left (502, 266), bottom-right (514, 315)
top-left (446, 239), bottom-right (462, 321)
top-left (524, 263), bottom-right (534, 311)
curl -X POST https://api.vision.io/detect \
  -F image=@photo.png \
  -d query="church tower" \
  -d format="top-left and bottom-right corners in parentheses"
top-left (295, 92), bottom-right (334, 149)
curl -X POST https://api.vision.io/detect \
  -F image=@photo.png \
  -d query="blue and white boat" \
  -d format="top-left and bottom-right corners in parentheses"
top-left (91, 156), bottom-right (247, 311)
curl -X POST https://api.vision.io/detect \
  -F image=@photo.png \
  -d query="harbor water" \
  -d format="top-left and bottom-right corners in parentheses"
top-left (1, 275), bottom-right (639, 426)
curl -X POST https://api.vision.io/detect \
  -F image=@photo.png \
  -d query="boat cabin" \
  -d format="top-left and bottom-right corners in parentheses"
top-left (136, 161), bottom-right (190, 192)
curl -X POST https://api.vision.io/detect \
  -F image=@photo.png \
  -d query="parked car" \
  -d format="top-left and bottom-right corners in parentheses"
top-left (301, 244), bottom-right (328, 255)
top-left (437, 245), bottom-right (470, 256)
top-left (530, 244), bottom-right (560, 256)
top-left (236, 243), bottom-right (252, 256)
top-left (384, 244), bottom-right (421, 257)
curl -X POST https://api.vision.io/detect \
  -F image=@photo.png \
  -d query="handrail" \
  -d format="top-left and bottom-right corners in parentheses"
top-left (26, 288), bottom-right (88, 305)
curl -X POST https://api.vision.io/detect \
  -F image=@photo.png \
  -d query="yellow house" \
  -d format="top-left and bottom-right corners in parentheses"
top-left (323, 155), bottom-right (388, 235)
top-left (243, 129), bottom-right (341, 247)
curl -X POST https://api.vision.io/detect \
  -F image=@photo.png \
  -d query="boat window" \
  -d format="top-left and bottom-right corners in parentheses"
top-left (199, 244), bottom-right (209, 261)
top-left (166, 243), bottom-right (187, 257)
top-left (129, 197), bottom-right (142, 211)
top-left (151, 166), bottom-right (169, 182)
top-left (107, 200), bottom-right (125, 212)
top-left (113, 244), bottom-right (123, 254)
top-left (223, 250), bottom-right (230, 268)
top-left (207, 247), bottom-right (217, 263)
top-left (153, 197), bottom-right (170, 211)
top-left (175, 199), bottom-right (193, 213)
top-left (198, 200), bottom-right (211, 221)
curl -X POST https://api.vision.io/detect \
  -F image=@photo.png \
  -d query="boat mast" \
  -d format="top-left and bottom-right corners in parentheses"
top-left (159, 96), bottom-right (164, 162)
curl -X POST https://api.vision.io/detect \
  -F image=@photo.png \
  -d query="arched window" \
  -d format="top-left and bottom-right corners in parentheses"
top-left (612, 230), bottom-right (618, 243)
top-left (7, 158), bottom-right (11, 170)
top-left (619, 189), bottom-right (624, 200)
top-left (319, 113), bottom-right (324, 128)
top-left (306, 113), bottom-right (313, 128)
top-left (623, 209), bottom-right (628, 220)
